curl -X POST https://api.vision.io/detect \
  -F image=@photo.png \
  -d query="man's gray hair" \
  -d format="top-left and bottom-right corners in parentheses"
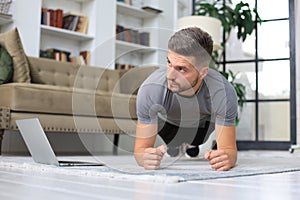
top-left (168, 27), bottom-right (213, 67)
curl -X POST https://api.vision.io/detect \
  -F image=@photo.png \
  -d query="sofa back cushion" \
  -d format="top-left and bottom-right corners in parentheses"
top-left (118, 66), bottom-right (158, 94)
top-left (0, 28), bottom-right (31, 83)
top-left (27, 57), bottom-right (120, 93)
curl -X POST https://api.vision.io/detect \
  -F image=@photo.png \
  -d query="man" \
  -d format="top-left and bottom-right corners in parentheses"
top-left (134, 27), bottom-right (238, 171)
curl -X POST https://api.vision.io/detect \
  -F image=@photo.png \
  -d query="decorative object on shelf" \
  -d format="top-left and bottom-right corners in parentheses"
top-left (117, 0), bottom-right (132, 6)
top-left (141, 6), bottom-right (163, 14)
top-left (177, 15), bottom-right (221, 51)
top-left (0, 0), bottom-right (12, 15)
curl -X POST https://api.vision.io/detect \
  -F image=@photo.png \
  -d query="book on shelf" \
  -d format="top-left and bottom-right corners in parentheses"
top-left (80, 50), bottom-right (91, 65)
top-left (139, 32), bottom-right (150, 46)
top-left (40, 48), bottom-right (71, 62)
top-left (116, 24), bottom-right (150, 46)
top-left (41, 8), bottom-right (63, 28)
top-left (115, 63), bottom-right (135, 70)
top-left (76, 16), bottom-right (89, 34)
top-left (40, 48), bottom-right (90, 65)
top-left (70, 55), bottom-right (86, 65)
top-left (63, 12), bottom-right (89, 34)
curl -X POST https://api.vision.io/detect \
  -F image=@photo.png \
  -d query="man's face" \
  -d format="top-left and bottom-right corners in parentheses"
top-left (166, 51), bottom-right (201, 95)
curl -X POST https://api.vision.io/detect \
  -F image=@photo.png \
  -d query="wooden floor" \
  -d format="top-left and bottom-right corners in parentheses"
top-left (1, 152), bottom-right (300, 200)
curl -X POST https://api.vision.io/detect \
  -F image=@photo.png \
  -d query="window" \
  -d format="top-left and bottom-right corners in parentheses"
top-left (193, 0), bottom-right (296, 149)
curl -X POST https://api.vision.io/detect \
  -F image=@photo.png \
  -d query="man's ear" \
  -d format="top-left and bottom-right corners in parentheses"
top-left (199, 66), bottom-right (209, 79)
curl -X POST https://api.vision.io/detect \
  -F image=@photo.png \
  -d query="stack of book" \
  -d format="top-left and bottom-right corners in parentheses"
top-left (63, 12), bottom-right (89, 34)
top-left (115, 62), bottom-right (136, 70)
top-left (40, 48), bottom-right (71, 62)
top-left (41, 8), bottom-right (63, 28)
top-left (41, 8), bottom-right (89, 34)
top-left (116, 25), bottom-right (150, 46)
top-left (40, 49), bottom-right (90, 65)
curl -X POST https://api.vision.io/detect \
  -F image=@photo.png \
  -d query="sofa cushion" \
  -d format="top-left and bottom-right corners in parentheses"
top-left (0, 28), bottom-right (31, 83)
top-left (0, 44), bottom-right (13, 84)
top-left (0, 83), bottom-right (137, 119)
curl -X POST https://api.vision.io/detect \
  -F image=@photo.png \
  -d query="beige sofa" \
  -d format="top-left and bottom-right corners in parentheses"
top-left (0, 28), bottom-right (157, 154)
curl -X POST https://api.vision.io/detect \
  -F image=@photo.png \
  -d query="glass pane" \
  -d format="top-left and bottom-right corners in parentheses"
top-left (225, 30), bottom-right (255, 61)
top-left (225, 0), bottom-right (256, 61)
top-left (257, 0), bottom-right (289, 20)
top-left (236, 102), bottom-right (255, 141)
top-left (226, 63), bottom-right (256, 100)
top-left (258, 102), bottom-right (290, 141)
top-left (258, 60), bottom-right (290, 99)
top-left (258, 20), bottom-right (290, 59)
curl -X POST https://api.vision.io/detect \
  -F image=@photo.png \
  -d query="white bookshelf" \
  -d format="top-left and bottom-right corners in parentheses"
top-left (116, 40), bottom-right (155, 53)
top-left (40, 25), bottom-right (94, 41)
top-left (116, 2), bottom-right (157, 19)
top-left (115, 1), bottom-right (164, 68)
top-left (10, 0), bottom-right (191, 68)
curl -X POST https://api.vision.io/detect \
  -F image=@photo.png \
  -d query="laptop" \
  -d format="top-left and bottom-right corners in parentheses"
top-left (16, 118), bottom-right (104, 167)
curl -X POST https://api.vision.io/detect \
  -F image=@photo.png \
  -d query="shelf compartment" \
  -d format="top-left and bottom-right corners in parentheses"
top-left (116, 2), bottom-right (157, 19)
top-left (116, 40), bottom-right (155, 54)
top-left (40, 25), bottom-right (94, 41)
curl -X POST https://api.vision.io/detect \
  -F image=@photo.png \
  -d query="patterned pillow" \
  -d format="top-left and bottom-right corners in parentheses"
top-left (0, 44), bottom-right (13, 84)
top-left (0, 28), bottom-right (31, 83)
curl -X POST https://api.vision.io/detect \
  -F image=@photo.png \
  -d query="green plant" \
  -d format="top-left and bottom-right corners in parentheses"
top-left (195, 0), bottom-right (261, 43)
top-left (194, 0), bottom-right (261, 125)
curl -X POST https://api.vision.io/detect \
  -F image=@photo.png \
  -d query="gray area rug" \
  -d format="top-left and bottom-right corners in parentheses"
top-left (1, 151), bottom-right (300, 183)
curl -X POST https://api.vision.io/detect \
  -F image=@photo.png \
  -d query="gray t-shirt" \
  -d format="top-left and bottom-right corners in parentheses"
top-left (136, 68), bottom-right (238, 127)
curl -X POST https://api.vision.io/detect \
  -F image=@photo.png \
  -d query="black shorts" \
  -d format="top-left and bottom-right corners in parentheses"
top-left (157, 118), bottom-right (215, 147)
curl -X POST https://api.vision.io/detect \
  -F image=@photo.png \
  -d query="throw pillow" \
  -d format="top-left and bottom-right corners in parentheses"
top-left (0, 44), bottom-right (13, 84)
top-left (0, 28), bottom-right (31, 83)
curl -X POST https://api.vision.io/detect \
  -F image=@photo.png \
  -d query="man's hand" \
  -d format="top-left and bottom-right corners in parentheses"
top-left (204, 150), bottom-right (233, 171)
top-left (142, 145), bottom-right (166, 170)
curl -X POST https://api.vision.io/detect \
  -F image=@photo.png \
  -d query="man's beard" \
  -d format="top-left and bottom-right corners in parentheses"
top-left (168, 75), bottom-right (199, 94)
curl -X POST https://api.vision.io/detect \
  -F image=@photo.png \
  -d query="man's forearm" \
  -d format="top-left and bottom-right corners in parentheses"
top-left (134, 148), bottom-right (145, 167)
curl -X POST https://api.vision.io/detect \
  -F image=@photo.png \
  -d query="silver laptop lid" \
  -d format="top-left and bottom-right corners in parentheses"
top-left (16, 118), bottom-right (59, 166)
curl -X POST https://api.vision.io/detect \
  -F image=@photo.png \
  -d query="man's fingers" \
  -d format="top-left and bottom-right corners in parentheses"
top-left (206, 150), bottom-right (231, 171)
top-left (144, 147), bottom-right (165, 156)
top-left (212, 160), bottom-right (231, 171)
top-left (157, 145), bottom-right (166, 154)
top-left (143, 147), bottom-right (165, 170)
top-left (142, 153), bottom-right (162, 161)
top-left (204, 150), bottom-right (213, 159)
top-left (209, 153), bottom-right (228, 165)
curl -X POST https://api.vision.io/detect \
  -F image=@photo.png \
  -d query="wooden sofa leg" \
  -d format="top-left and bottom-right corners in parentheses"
top-left (113, 134), bottom-right (119, 155)
top-left (0, 130), bottom-right (4, 155)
